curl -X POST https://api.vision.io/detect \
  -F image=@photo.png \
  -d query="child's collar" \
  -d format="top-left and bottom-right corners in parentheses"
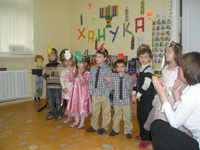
top-left (96, 63), bottom-right (104, 67)
top-left (141, 63), bottom-right (150, 68)
top-left (118, 73), bottom-right (126, 78)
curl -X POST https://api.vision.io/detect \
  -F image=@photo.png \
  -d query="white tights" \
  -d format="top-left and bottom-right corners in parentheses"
top-left (74, 115), bottom-right (85, 126)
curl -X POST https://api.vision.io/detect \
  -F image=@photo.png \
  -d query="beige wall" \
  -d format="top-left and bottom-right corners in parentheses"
top-left (0, 0), bottom-right (171, 99)
top-left (34, 0), bottom-right (70, 65)
top-left (69, 0), bottom-right (171, 57)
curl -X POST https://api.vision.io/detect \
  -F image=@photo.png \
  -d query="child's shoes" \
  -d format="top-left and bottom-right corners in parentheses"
top-left (70, 122), bottom-right (79, 128)
top-left (77, 125), bottom-right (85, 130)
top-left (86, 126), bottom-right (96, 132)
top-left (109, 130), bottom-right (118, 136)
top-left (139, 141), bottom-right (150, 149)
top-left (97, 128), bottom-right (107, 135)
top-left (55, 116), bottom-right (63, 121)
top-left (135, 135), bottom-right (141, 140)
top-left (63, 118), bottom-right (72, 124)
top-left (46, 115), bottom-right (54, 120)
top-left (126, 134), bottom-right (132, 139)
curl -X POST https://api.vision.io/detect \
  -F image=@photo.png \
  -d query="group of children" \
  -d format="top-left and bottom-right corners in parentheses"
top-left (42, 41), bottom-right (183, 149)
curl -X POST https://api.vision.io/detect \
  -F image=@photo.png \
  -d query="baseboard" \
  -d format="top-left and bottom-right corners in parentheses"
top-left (0, 98), bottom-right (46, 107)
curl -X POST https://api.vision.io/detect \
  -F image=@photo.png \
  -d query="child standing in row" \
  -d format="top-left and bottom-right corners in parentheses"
top-left (60, 49), bottom-right (76, 123)
top-left (43, 47), bottom-right (63, 120)
top-left (104, 54), bottom-right (133, 139)
top-left (144, 41), bottom-right (182, 130)
top-left (132, 44), bottom-right (155, 148)
top-left (67, 51), bottom-right (92, 129)
top-left (87, 47), bottom-right (112, 135)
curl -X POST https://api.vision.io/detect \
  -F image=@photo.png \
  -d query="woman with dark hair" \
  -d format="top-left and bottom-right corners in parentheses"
top-left (151, 52), bottom-right (200, 150)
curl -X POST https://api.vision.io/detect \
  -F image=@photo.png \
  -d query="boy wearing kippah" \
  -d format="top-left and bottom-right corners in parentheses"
top-left (87, 46), bottom-right (112, 135)
top-left (104, 54), bottom-right (133, 139)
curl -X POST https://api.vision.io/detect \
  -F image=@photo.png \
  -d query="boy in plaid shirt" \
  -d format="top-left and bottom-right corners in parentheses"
top-left (86, 46), bottom-right (112, 135)
top-left (104, 54), bottom-right (133, 139)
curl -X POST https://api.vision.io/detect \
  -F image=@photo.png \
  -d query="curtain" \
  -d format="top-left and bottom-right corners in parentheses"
top-left (0, 0), bottom-right (33, 54)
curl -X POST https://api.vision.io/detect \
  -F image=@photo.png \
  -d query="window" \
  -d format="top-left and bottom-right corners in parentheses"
top-left (0, 0), bottom-right (33, 55)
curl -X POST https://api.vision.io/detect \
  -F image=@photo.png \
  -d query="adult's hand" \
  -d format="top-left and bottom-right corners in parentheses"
top-left (152, 76), bottom-right (168, 104)
top-left (172, 79), bottom-right (184, 102)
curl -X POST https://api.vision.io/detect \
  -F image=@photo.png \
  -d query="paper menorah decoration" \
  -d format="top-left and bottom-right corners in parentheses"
top-left (99, 4), bottom-right (119, 28)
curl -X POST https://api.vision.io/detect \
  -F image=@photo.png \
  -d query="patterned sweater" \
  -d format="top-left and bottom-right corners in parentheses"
top-left (42, 61), bottom-right (62, 89)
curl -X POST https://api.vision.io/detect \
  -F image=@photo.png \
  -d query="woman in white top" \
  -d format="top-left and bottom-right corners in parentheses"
top-left (151, 52), bottom-right (200, 150)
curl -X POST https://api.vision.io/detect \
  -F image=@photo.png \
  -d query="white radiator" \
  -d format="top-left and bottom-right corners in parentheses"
top-left (0, 70), bottom-right (29, 102)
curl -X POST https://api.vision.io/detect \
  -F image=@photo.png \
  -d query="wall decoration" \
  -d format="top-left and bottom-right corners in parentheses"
top-left (78, 28), bottom-right (86, 40)
top-left (95, 38), bottom-right (98, 50)
top-left (123, 22), bottom-right (132, 37)
top-left (80, 14), bottom-right (83, 25)
top-left (135, 17), bottom-right (144, 33)
top-left (147, 12), bottom-right (152, 20)
top-left (128, 58), bottom-right (137, 74)
top-left (109, 26), bottom-right (119, 42)
top-left (97, 43), bottom-right (105, 50)
top-left (131, 35), bottom-right (135, 50)
top-left (90, 55), bottom-right (96, 67)
top-left (137, 36), bottom-right (146, 48)
top-left (169, 0), bottom-right (172, 17)
top-left (99, 4), bottom-right (119, 28)
top-left (34, 55), bottom-right (44, 101)
top-left (125, 7), bottom-right (129, 22)
top-left (140, 0), bottom-right (145, 15)
top-left (152, 18), bottom-right (172, 76)
top-left (98, 28), bottom-right (105, 41)
top-left (92, 17), bottom-right (95, 24)
top-left (88, 30), bottom-right (94, 43)
top-left (107, 55), bottom-right (112, 68)
top-left (88, 3), bottom-right (92, 9)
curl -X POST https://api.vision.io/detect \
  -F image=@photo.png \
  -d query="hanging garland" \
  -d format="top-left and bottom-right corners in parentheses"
top-left (131, 35), bottom-right (135, 50)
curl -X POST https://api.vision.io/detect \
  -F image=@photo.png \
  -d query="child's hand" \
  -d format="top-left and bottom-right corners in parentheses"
top-left (131, 95), bottom-right (137, 104)
top-left (125, 74), bottom-right (129, 81)
top-left (46, 70), bottom-right (51, 75)
top-left (63, 88), bottom-right (68, 94)
top-left (69, 67), bottom-right (74, 73)
top-left (152, 76), bottom-right (167, 97)
top-left (103, 76), bottom-right (112, 82)
top-left (78, 71), bottom-right (83, 77)
top-left (135, 96), bottom-right (140, 102)
top-left (172, 79), bottom-right (184, 102)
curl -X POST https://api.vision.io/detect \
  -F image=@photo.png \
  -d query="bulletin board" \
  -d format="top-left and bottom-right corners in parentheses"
top-left (152, 18), bottom-right (172, 76)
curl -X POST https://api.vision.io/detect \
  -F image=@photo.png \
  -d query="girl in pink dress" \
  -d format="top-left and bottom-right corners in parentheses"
top-left (60, 49), bottom-right (76, 123)
top-left (67, 51), bottom-right (92, 129)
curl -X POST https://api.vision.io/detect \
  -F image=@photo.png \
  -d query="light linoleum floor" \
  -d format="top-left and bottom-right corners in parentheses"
top-left (0, 99), bottom-right (153, 150)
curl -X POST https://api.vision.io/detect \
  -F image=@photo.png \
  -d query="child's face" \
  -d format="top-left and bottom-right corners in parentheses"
top-left (138, 52), bottom-right (151, 65)
top-left (48, 54), bottom-right (57, 62)
top-left (116, 63), bottom-right (126, 75)
top-left (64, 59), bottom-right (72, 68)
top-left (95, 53), bottom-right (106, 65)
top-left (165, 47), bottom-right (175, 62)
top-left (77, 61), bottom-right (85, 69)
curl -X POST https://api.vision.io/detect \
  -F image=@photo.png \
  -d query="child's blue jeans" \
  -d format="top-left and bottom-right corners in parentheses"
top-left (47, 88), bottom-right (63, 117)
